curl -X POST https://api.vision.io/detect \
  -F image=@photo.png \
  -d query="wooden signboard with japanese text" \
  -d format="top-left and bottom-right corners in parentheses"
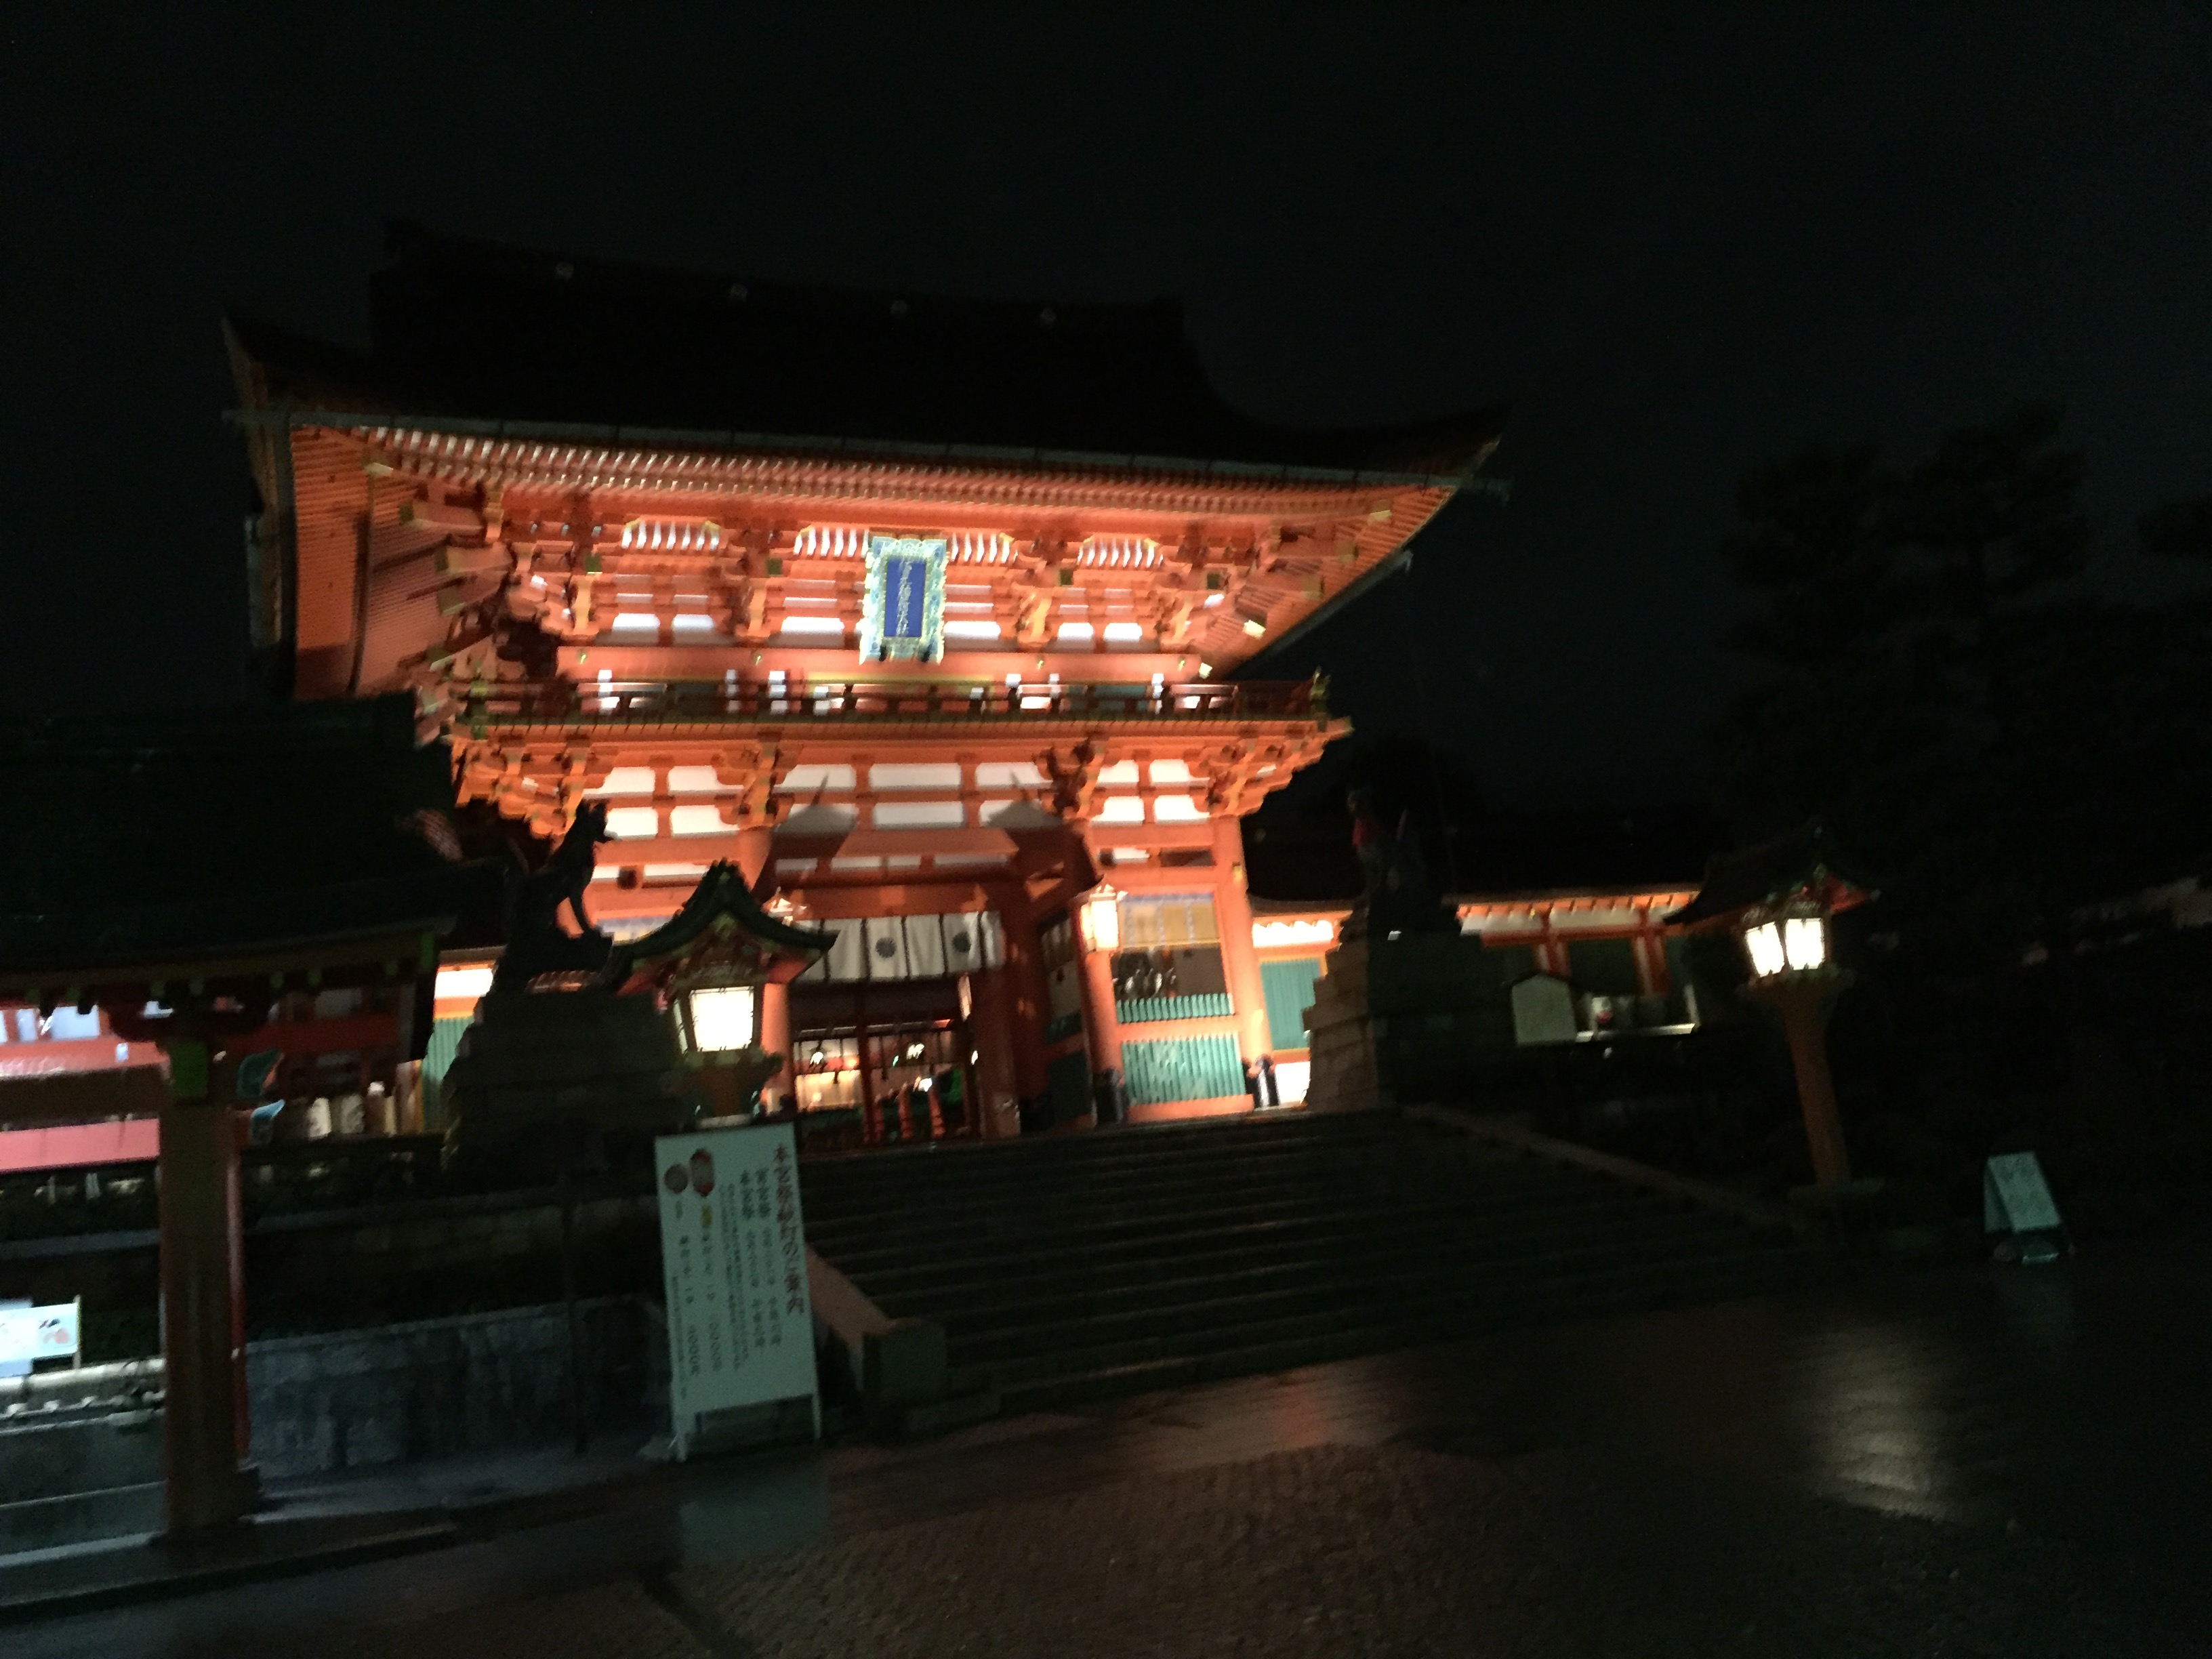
top-left (654, 1122), bottom-right (819, 1456)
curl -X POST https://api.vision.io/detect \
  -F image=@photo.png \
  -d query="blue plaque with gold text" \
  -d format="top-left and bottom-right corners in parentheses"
top-left (860, 535), bottom-right (948, 663)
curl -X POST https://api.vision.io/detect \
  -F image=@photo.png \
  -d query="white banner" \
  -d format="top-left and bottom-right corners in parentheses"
top-left (0, 1302), bottom-right (80, 1367)
top-left (654, 1122), bottom-right (819, 1457)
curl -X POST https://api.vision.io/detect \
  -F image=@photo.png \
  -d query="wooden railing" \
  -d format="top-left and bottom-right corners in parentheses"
top-left (459, 677), bottom-right (1324, 726)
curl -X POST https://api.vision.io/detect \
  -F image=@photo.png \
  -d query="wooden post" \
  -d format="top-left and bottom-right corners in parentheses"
top-left (736, 826), bottom-right (794, 1108)
top-left (855, 981), bottom-right (877, 1143)
top-left (1078, 946), bottom-right (1124, 1083)
top-left (1210, 817), bottom-right (1272, 1065)
top-left (1750, 975), bottom-right (1852, 1187)
top-left (155, 1032), bottom-right (250, 1538)
top-left (758, 979), bottom-right (792, 1109)
top-left (734, 825), bottom-right (774, 889)
top-left (966, 968), bottom-right (1021, 1137)
top-left (990, 885), bottom-right (1051, 1102)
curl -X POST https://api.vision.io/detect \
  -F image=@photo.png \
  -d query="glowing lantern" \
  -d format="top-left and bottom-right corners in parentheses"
top-left (1078, 884), bottom-right (1123, 955)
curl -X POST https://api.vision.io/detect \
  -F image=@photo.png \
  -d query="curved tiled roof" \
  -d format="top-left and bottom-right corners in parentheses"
top-left (228, 222), bottom-right (1503, 483)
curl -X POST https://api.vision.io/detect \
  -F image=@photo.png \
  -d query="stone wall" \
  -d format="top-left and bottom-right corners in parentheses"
top-left (0, 1295), bottom-right (674, 1546)
top-left (245, 1189), bottom-right (663, 1334)
top-left (246, 1294), bottom-right (668, 1478)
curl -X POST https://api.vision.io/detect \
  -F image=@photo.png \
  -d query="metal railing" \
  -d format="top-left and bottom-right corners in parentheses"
top-left (458, 677), bottom-right (1323, 726)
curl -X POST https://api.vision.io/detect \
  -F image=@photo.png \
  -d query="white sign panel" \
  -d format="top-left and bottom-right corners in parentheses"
top-left (0, 1301), bottom-right (81, 1367)
top-left (1984, 1151), bottom-right (2064, 1235)
top-left (655, 1122), bottom-right (819, 1458)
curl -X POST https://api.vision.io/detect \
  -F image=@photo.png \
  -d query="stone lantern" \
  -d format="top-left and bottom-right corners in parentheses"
top-left (606, 862), bottom-right (838, 1122)
top-left (1668, 826), bottom-right (1873, 1189)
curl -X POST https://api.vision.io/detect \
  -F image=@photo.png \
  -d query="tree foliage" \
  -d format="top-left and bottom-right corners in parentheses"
top-left (2139, 495), bottom-right (2212, 562)
top-left (1713, 406), bottom-right (2212, 970)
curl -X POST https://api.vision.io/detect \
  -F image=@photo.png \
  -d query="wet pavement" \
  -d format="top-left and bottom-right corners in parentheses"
top-left (12, 1218), bottom-right (2211, 1656)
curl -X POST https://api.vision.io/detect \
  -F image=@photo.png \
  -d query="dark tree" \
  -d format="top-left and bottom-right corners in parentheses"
top-left (1713, 407), bottom-right (2212, 970)
top-left (1887, 403), bottom-right (2090, 624)
top-left (2139, 495), bottom-right (2212, 562)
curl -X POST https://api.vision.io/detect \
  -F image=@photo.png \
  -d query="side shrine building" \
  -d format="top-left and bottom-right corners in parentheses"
top-left (227, 225), bottom-right (1502, 1139)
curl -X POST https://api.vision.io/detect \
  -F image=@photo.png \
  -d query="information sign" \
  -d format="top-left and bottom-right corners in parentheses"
top-left (0, 1300), bottom-right (81, 1368)
top-left (1984, 1151), bottom-right (2066, 1263)
top-left (654, 1122), bottom-right (819, 1457)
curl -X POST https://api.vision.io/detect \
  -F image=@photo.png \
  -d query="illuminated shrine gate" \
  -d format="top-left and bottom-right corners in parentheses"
top-left (228, 224), bottom-right (1502, 1136)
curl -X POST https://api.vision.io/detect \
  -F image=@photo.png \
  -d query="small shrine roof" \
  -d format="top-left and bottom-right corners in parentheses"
top-left (607, 861), bottom-right (837, 990)
top-left (0, 695), bottom-right (497, 985)
top-left (228, 222), bottom-right (1504, 485)
top-left (1666, 823), bottom-right (1877, 930)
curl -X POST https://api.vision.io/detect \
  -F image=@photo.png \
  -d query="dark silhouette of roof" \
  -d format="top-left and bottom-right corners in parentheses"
top-left (1459, 809), bottom-right (1725, 898)
top-left (1666, 823), bottom-right (1877, 930)
top-left (1245, 803), bottom-right (1723, 906)
top-left (0, 695), bottom-right (496, 977)
top-left (228, 222), bottom-right (1504, 480)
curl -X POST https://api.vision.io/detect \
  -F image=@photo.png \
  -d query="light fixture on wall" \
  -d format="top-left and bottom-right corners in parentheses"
top-left (1078, 884), bottom-right (1123, 954)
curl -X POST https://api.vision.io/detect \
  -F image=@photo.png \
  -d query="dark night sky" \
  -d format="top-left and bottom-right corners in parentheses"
top-left (5, 5), bottom-right (2208, 808)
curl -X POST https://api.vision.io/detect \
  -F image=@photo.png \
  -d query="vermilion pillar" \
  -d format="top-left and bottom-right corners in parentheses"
top-left (1749, 975), bottom-right (1853, 1187)
top-left (967, 966), bottom-right (1022, 1137)
top-left (156, 1034), bottom-right (250, 1538)
top-left (1210, 816), bottom-right (1272, 1064)
top-left (1078, 947), bottom-right (1124, 1082)
top-left (735, 825), bottom-right (792, 1106)
top-left (757, 980), bottom-right (792, 1111)
top-left (989, 884), bottom-right (1051, 1101)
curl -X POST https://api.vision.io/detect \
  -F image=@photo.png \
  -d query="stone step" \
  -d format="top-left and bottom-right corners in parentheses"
top-left (947, 1223), bottom-right (1783, 1369)
top-left (974, 1244), bottom-right (1830, 1395)
top-left (968, 1246), bottom-right (1830, 1410)
top-left (802, 1141), bottom-right (1631, 1227)
top-left (799, 1120), bottom-right (1412, 1200)
top-left (937, 1238), bottom-right (1778, 1362)
top-left (878, 1207), bottom-right (1750, 1329)
top-left (815, 1183), bottom-right (1677, 1279)
top-left (843, 1193), bottom-right (1721, 1305)
top-left (0, 1479), bottom-right (163, 1556)
top-left (802, 1168), bottom-right (1629, 1259)
top-left (802, 1107), bottom-right (1828, 1420)
top-left (796, 1141), bottom-right (1593, 1203)
top-left (802, 1149), bottom-right (1478, 1218)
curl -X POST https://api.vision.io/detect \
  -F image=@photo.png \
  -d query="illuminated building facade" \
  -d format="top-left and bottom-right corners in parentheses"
top-left (228, 226), bottom-right (1504, 1136)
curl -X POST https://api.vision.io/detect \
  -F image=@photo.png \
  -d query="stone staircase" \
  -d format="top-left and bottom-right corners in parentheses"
top-left (799, 1107), bottom-right (1830, 1414)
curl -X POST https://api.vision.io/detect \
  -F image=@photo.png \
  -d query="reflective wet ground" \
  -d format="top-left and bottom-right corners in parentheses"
top-left (18, 1219), bottom-right (2212, 1656)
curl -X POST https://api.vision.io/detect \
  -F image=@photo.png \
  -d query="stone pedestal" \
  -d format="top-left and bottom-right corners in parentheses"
top-left (1303, 933), bottom-right (1518, 1110)
top-left (443, 988), bottom-right (689, 1160)
top-left (1303, 938), bottom-right (1380, 1113)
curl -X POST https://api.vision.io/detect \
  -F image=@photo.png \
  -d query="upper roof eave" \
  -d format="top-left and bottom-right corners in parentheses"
top-left (223, 295), bottom-right (1504, 491)
top-left (223, 402), bottom-right (1490, 496)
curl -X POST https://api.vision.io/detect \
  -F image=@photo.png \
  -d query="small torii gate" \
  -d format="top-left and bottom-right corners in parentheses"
top-left (0, 697), bottom-right (492, 1537)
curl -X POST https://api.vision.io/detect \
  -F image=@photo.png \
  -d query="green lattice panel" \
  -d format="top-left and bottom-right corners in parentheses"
top-left (1259, 957), bottom-right (1324, 1051)
top-left (419, 1015), bottom-right (472, 1134)
top-left (1114, 993), bottom-right (1234, 1025)
top-left (423, 1015), bottom-right (470, 1083)
top-left (1122, 1034), bottom-right (1246, 1106)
